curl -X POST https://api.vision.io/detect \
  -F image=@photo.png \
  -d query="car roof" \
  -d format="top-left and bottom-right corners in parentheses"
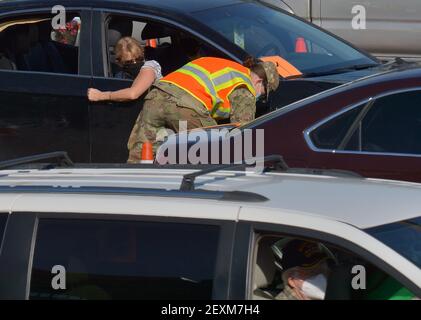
top-left (0, 167), bottom-right (420, 229)
top-left (0, 0), bottom-right (246, 13)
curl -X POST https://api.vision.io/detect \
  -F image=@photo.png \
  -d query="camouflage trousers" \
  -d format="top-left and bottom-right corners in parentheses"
top-left (127, 88), bottom-right (217, 163)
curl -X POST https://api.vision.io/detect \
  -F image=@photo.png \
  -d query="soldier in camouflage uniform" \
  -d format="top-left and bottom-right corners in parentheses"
top-left (127, 57), bottom-right (279, 163)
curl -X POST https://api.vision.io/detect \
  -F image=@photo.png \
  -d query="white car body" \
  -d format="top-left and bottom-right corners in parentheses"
top-left (0, 167), bottom-right (419, 299)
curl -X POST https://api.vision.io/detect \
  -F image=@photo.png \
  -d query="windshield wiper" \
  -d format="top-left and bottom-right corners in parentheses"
top-left (303, 63), bottom-right (379, 77)
top-left (0, 151), bottom-right (74, 170)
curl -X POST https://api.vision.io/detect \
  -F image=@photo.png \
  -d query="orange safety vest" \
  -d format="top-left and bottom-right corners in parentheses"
top-left (160, 57), bottom-right (256, 119)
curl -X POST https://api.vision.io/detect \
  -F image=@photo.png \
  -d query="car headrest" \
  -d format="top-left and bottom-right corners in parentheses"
top-left (108, 18), bottom-right (133, 49)
top-left (108, 28), bottom-right (122, 48)
top-left (141, 22), bottom-right (174, 40)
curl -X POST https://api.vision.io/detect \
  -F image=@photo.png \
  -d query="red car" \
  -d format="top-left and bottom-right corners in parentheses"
top-left (157, 66), bottom-right (421, 183)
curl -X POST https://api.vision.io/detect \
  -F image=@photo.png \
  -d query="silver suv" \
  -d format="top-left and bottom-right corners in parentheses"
top-left (0, 154), bottom-right (419, 300)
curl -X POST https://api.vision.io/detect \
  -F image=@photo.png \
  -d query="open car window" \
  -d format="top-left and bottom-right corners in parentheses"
top-left (251, 235), bottom-right (418, 300)
top-left (105, 15), bottom-right (229, 78)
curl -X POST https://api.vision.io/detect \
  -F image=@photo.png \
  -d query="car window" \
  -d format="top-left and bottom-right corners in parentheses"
top-left (366, 217), bottom-right (421, 269)
top-left (0, 213), bottom-right (8, 249)
top-left (344, 91), bottom-right (421, 154)
top-left (309, 104), bottom-right (364, 150)
top-left (194, 2), bottom-right (376, 74)
top-left (0, 14), bottom-right (81, 74)
top-left (29, 218), bottom-right (220, 300)
top-left (106, 15), bottom-right (226, 78)
top-left (251, 235), bottom-right (418, 300)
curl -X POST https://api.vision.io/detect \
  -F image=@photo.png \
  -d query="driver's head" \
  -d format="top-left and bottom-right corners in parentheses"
top-left (243, 57), bottom-right (279, 100)
top-left (280, 240), bottom-right (330, 300)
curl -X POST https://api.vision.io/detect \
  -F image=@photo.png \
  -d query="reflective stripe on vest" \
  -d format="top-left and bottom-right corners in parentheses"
top-left (177, 64), bottom-right (223, 108)
top-left (160, 58), bottom-right (255, 119)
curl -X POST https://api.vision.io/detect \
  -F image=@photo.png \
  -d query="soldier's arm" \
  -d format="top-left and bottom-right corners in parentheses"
top-left (228, 87), bottom-right (256, 124)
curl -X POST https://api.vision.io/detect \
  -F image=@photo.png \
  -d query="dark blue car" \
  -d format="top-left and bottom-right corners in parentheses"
top-left (0, 0), bottom-right (400, 163)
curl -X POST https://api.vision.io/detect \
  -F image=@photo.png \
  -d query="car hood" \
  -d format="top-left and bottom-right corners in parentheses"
top-left (305, 68), bottom-right (381, 84)
top-left (302, 59), bottom-right (421, 84)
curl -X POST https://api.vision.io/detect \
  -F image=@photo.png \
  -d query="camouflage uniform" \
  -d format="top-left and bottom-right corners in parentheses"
top-left (127, 82), bottom-right (256, 163)
top-left (127, 60), bottom-right (279, 163)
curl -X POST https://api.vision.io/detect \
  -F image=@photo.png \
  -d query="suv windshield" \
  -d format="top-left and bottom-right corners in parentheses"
top-left (195, 2), bottom-right (377, 74)
top-left (366, 217), bottom-right (421, 268)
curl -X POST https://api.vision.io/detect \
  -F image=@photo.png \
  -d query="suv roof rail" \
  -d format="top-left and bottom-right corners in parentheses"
top-left (180, 155), bottom-right (289, 191)
top-left (0, 151), bottom-right (74, 170)
top-left (0, 185), bottom-right (269, 203)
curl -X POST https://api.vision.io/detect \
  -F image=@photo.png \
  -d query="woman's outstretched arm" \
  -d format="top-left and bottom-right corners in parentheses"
top-left (87, 67), bottom-right (156, 102)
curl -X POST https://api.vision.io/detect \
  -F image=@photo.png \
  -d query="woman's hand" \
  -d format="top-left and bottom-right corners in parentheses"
top-left (87, 88), bottom-right (107, 102)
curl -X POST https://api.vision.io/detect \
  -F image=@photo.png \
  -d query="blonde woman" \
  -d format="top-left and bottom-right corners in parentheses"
top-left (87, 37), bottom-right (162, 102)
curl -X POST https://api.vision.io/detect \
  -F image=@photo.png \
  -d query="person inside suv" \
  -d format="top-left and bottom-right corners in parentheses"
top-left (87, 36), bottom-right (162, 102)
top-left (273, 239), bottom-right (331, 300)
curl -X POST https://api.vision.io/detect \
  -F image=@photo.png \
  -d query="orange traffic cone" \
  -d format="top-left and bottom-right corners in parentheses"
top-left (295, 37), bottom-right (308, 53)
top-left (146, 39), bottom-right (157, 48)
top-left (141, 141), bottom-right (154, 164)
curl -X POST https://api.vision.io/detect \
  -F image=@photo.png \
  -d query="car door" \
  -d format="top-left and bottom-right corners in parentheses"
top-left (88, 10), bottom-right (142, 163)
top-left (319, 0), bottom-right (421, 60)
top-left (231, 207), bottom-right (421, 300)
top-left (89, 9), bottom-right (239, 163)
top-left (305, 89), bottom-right (421, 183)
top-left (0, 8), bottom-right (92, 162)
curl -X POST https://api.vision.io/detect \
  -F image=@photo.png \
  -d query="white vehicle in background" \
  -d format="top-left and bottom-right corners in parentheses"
top-left (0, 153), bottom-right (419, 300)
top-left (262, 0), bottom-right (421, 61)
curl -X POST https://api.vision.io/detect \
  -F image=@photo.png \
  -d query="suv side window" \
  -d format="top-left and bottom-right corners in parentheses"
top-left (251, 235), bottom-right (417, 300)
top-left (0, 14), bottom-right (81, 74)
top-left (344, 91), bottom-right (421, 154)
top-left (309, 104), bottom-right (364, 150)
top-left (30, 218), bottom-right (220, 300)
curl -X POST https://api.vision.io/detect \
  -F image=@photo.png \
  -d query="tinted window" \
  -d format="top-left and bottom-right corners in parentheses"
top-left (345, 91), bottom-right (421, 154)
top-left (195, 3), bottom-right (376, 74)
top-left (0, 213), bottom-right (8, 249)
top-left (0, 14), bottom-right (81, 74)
top-left (30, 219), bottom-right (220, 300)
top-left (310, 104), bottom-right (363, 150)
top-left (367, 217), bottom-right (421, 269)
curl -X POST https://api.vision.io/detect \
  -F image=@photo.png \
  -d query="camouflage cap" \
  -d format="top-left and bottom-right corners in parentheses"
top-left (280, 240), bottom-right (329, 270)
top-left (262, 61), bottom-right (280, 93)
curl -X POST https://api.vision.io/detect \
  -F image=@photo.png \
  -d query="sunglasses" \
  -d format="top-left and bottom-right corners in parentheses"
top-left (116, 58), bottom-right (143, 67)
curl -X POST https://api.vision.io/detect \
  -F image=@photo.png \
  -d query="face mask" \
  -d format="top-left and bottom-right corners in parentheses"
top-left (300, 273), bottom-right (327, 300)
top-left (122, 61), bottom-right (144, 79)
top-left (255, 82), bottom-right (265, 101)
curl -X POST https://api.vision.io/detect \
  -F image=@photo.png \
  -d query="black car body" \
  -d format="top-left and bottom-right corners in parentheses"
top-left (0, 0), bottom-right (395, 163)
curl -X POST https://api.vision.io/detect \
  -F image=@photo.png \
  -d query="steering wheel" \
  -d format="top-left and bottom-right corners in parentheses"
top-left (256, 43), bottom-right (286, 58)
